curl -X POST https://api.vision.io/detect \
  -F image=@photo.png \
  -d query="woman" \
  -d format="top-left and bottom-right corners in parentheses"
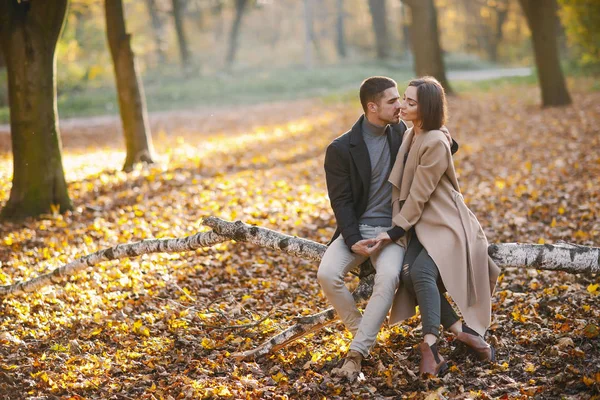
top-left (375, 77), bottom-right (501, 377)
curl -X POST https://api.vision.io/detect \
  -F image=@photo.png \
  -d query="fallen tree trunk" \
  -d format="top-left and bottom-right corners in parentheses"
top-left (1, 217), bottom-right (597, 359)
top-left (0, 230), bottom-right (227, 296)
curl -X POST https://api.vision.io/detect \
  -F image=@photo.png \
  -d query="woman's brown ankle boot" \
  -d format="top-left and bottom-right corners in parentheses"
top-left (418, 342), bottom-right (448, 377)
top-left (456, 324), bottom-right (496, 362)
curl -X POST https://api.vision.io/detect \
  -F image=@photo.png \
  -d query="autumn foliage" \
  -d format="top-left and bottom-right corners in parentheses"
top-left (0, 83), bottom-right (598, 399)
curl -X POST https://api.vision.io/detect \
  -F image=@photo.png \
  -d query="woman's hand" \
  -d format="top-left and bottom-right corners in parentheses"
top-left (375, 232), bottom-right (392, 245)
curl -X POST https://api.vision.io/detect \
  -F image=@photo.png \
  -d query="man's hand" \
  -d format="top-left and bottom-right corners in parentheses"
top-left (351, 239), bottom-right (381, 256)
top-left (440, 126), bottom-right (452, 146)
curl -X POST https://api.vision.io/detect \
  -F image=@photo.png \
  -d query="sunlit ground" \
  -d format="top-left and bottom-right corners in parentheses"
top-left (0, 86), bottom-right (598, 398)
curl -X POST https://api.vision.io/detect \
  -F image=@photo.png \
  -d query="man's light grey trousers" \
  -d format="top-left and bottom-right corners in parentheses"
top-left (317, 225), bottom-right (405, 358)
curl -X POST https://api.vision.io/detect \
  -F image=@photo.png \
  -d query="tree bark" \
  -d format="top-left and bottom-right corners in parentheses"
top-left (518, 0), bottom-right (572, 107)
top-left (402, 0), bottom-right (453, 94)
top-left (336, 0), bottom-right (347, 59)
top-left (105, 0), bottom-right (156, 172)
top-left (0, 0), bottom-right (73, 220)
top-left (172, 0), bottom-right (191, 71)
top-left (367, 0), bottom-right (390, 60)
top-left (226, 0), bottom-right (249, 69)
top-left (145, 0), bottom-right (167, 64)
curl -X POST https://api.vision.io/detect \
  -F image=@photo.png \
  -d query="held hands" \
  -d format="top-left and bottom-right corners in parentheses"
top-left (351, 239), bottom-right (381, 256)
top-left (350, 233), bottom-right (393, 256)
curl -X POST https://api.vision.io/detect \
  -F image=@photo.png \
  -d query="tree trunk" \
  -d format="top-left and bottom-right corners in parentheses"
top-left (145, 0), bottom-right (167, 64)
top-left (336, 0), bottom-right (347, 59)
top-left (402, 0), bottom-right (453, 94)
top-left (226, 0), bottom-right (248, 69)
top-left (0, 45), bottom-right (6, 108)
top-left (172, 0), bottom-right (191, 71)
top-left (400, 3), bottom-right (412, 62)
top-left (0, 0), bottom-right (73, 220)
top-left (105, 0), bottom-right (156, 172)
top-left (303, 0), bottom-right (313, 68)
top-left (367, 0), bottom-right (390, 60)
top-left (518, 0), bottom-right (572, 107)
top-left (489, 0), bottom-right (509, 63)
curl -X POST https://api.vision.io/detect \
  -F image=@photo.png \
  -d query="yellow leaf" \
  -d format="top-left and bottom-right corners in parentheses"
top-left (587, 284), bottom-right (599, 295)
top-left (524, 363), bottom-right (536, 373)
top-left (558, 207), bottom-right (565, 215)
top-left (538, 238), bottom-right (545, 244)
top-left (583, 376), bottom-right (595, 386)
top-left (550, 218), bottom-right (556, 228)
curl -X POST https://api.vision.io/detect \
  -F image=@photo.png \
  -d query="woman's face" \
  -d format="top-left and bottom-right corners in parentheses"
top-left (400, 85), bottom-right (419, 125)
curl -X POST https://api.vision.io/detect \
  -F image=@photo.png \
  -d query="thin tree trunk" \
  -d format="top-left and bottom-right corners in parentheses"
top-left (105, 0), bottom-right (156, 172)
top-left (0, 46), bottom-right (6, 107)
top-left (336, 0), bottom-right (347, 59)
top-left (402, 0), bottom-right (453, 94)
top-left (489, 0), bottom-right (509, 63)
top-left (303, 0), bottom-right (314, 68)
top-left (172, 0), bottom-right (191, 71)
top-left (400, 3), bottom-right (412, 61)
top-left (518, 0), bottom-right (571, 107)
top-left (145, 0), bottom-right (167, 64)
top-left (226, 0), bottom-right (248, 69)
top-left (0, 0), bottom-right (73, 220)
top-left (367, 0), bottom-right (390, 60)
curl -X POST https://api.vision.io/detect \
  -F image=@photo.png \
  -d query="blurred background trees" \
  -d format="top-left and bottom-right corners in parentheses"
top-left (2, 0), bottom-right (595, 108)
top-left (0, 0), bottom-right (598, 220)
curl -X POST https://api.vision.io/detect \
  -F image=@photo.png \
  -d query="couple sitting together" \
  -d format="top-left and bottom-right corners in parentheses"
top-left (317, 76), bottom-right (500, 380)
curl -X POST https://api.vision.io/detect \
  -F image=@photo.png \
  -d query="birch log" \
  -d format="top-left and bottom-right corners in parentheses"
top-left (1, 217), bottom-right (597, 360)
top-left (0, 231), bottom-right (227, 296)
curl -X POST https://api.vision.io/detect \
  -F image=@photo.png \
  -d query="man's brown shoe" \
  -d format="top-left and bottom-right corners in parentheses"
top-left (331, 350), bottom-right (363, 381)
top-left (456, 326), bottom-right (496, 362)
top-left (418, 342), bottom-right (448, 378)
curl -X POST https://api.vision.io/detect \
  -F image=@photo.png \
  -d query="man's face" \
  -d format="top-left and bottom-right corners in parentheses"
top-left (369, 87), bottom-right (401, 125)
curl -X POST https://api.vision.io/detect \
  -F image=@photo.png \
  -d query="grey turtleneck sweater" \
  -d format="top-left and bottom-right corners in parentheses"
top-left (358, 117), bottom-right (393, 227)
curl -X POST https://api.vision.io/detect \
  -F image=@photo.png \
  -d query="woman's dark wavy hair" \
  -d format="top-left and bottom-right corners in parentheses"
top-left (409, 76), bottom-right (447, 131)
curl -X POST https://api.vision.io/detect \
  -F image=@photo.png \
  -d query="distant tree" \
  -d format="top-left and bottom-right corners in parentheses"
top-left (367, 0), bottom-right (390, 59)
top-left (226, 0), bottom-right (249, 69)
top-left (461, 0), bottom-right (510, 63)
top-left (0, 46), bottom-right (6, 107)
top-left (105, 0), bottom-right (156, 172)
top-left (399, 2), bottom-right (412, 61)
top-left (336, 0), bottom-right (347, 58)
top-left (558, 0), bottom-right (600, 67)
top-left (518, 0), bottom-right (572, 107)
top-left (145, 0), bottom-right (167, 64)
top-left (303, 0), bottom-right (314, 68)
top-left (402, 0), bottom-right (453, 94)
top-left (0, 0), bottom-right (73, 220)
top-left (172, 0), bottom-right (192, 71)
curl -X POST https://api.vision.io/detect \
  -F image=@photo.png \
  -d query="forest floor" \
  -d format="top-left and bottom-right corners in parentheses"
top-left (0, 80), bottom-right (599, 399)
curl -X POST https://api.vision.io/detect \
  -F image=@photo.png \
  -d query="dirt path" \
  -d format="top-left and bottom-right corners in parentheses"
top-left (0, 67), bottom-right (532, 152)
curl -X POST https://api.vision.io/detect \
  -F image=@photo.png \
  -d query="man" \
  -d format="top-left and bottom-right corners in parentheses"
top-left (318, 76), bottom-right (457, 381)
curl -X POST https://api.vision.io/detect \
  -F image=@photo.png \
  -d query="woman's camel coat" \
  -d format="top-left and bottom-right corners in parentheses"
top-left (387, 128), bottom-right (500, 336)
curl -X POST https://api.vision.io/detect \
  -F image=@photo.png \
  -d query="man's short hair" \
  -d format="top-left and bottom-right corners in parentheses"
top-left (359, 76), bottom-right (397, 112)
top-left (408, 76), bottom-right (447, 131)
